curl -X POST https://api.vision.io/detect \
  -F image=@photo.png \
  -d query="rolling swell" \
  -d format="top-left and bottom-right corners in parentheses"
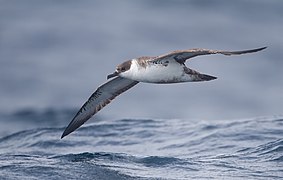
top-left (0, 114), bottom-right (282, 179)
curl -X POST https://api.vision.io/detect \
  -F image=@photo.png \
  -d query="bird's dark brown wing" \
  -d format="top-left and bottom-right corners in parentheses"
top-left (151, 47), bottom-right (267, 64)
top-left (61, 77), bottom-right (139, 138)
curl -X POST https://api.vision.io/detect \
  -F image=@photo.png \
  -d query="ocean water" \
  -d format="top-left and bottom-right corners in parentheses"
top-left (1, 0), bottom-right (283, 179)
top-left (0, 110), bottom-right (282, 179)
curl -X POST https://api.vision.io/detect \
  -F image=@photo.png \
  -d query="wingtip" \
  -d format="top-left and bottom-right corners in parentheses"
top-left (61, 128), bottom-right (72, 139)
top-left (61, 131), bottom-right (67, 139)
top-left (245, 46), bottom-right (267, 53)
top-left (258, 46), bottom-right (268, 51)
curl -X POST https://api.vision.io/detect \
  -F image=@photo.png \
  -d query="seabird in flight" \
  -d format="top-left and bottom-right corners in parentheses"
top-left (61, 46), bottom-right (266, 138)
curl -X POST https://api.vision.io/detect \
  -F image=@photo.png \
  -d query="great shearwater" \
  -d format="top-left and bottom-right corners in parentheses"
top-left (61, 47), bottom-right (266, 138)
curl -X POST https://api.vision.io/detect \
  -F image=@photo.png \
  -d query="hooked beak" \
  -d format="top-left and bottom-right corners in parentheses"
top-left (107, 71), bottom-right (119, 79)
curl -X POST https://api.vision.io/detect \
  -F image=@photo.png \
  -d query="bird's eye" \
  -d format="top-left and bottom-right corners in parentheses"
top-left (121, 67), bottom-right (125, 71)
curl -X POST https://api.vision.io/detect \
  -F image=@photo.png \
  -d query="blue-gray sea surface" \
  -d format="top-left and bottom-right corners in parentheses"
top-left (0, 0), bottom-right (282, 179)
top-left (0, 110), bottom-right (283, 179)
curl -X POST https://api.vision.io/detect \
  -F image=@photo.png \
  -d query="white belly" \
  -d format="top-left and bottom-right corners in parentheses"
top-left (120, 60), bottom-right (193, 83)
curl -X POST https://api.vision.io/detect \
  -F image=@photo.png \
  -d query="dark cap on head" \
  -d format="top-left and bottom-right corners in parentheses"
top-left (107, 60), bottom-right (132, 79)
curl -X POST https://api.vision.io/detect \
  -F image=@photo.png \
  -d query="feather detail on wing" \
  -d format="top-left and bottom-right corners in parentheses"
top-left (152, 47), bottom-right (267, 64)
top-left (61, 77), bottom-right (139, 138)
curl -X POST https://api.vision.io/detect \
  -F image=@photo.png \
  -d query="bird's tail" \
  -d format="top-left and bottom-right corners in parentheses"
top-left (191, 73), bottom-right (217, 82)
top-left (184, 67), bottom-right (217, 82)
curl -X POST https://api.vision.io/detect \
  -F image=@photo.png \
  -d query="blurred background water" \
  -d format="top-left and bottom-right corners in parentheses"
top-left (0, 0), bottom-right (282, 179)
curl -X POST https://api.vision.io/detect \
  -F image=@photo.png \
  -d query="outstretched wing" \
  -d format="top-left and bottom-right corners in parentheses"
top-left (61, 77), bottom-right (139, 138)
top-left (151, 47), bottom-right (267, 64)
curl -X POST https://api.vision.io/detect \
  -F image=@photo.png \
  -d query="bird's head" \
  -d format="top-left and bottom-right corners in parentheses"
top-left (107, 60), bottom-right (132, 79)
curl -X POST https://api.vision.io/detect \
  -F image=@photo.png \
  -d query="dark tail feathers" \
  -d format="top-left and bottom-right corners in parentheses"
top-left (192, 73), bottom-right (217, 81)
